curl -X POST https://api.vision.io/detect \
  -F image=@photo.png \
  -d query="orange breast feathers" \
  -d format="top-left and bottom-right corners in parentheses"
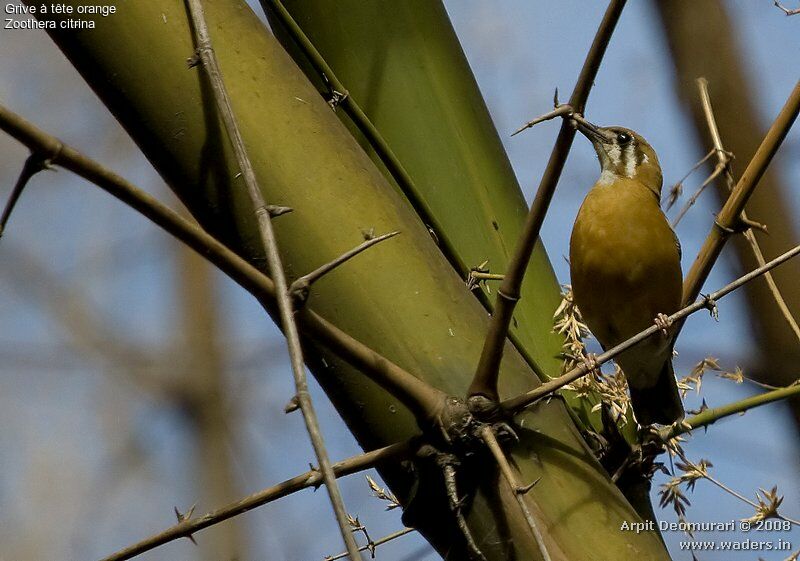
top-left (569, 178), bottom-right (682, 348)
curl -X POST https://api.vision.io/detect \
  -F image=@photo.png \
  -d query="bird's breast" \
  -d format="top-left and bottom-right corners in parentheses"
top-left (569, 179), bottom-right (682, 345)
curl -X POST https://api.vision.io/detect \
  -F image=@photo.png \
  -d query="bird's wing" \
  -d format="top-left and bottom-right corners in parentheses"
top-left (672, 229), bottom-right (682, 260)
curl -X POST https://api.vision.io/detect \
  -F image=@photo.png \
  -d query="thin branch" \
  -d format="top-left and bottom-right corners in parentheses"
top-left (468, 0), bottom-right (628, 403)
top-left (660, 381), bottom-right (800, 441)
top-left (682, 79), bottom-right (800, 306)
top-left (479, 427), bottom-right (551, 561)
top-left (290, 231), bottom-right (399, 304)
top-left (98, 440), bottom-right (413, 561)
top-left (694, 77), bottom-right (800, 342)
top-left (0, 105), bottom-right (443, 432)
top-left (671, 447), bottom-right (800, 526)
top-left (670, 162), bottom-right (727, 227)
top-left (324, 528), bottom-right (416, 561)
top-left (503, 242), bottom-right (800, 412)
top-left (184, 0), bottom-right (360, 556)
top-left (511, 102), bottom-right (573, 137)
top-left (774, 0), bottom-right (800, 15)
top-left (258, 0), bottom-right (470, 283)
top-left (663, 149), bottom-right (715, 212)
top-left (743, 233), bottom-right (800, 341)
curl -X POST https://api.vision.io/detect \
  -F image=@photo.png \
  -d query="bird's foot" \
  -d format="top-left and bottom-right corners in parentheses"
top-left (654, 313), bottom-right (672, 337)
top-left (580, 353), bottom-right (600, 375)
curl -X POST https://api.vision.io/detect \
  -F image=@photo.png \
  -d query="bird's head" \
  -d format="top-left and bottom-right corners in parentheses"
top-left (575, 119), bottom-right (663, 197)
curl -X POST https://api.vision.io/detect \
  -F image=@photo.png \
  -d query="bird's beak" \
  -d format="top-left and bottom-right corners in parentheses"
top-left (574, 116), bottom-right (612, 145)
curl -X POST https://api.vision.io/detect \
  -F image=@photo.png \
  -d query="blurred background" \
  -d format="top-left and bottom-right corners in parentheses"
top-left (0, 1), bottom-right (798, 560)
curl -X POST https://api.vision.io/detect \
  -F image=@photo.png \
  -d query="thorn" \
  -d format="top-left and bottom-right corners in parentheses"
top-left (701, 293), bottom-right (719, 321)
top-left (553, 87), bottom-right (560, 107)
top-left (186, 51), bottom-right (201, 68)
top-left (266, 205), bottom-right (293, 218)
top-left (739, 215), bottom-right (769, 234)
top-left (0, 153), bottom-right (51, 238)
top-left (284, 395), bottom-right (300, 413)
top-left (174, 503), bottom-right (198, 544)
top-left (516, 477), bottom-right (541, 495)
top-left (427, 226), bottom-right (439, 245)
top-left (289, 231), bottom-right (400, 306)
top-left (511, 103), bottom-right (573, 137)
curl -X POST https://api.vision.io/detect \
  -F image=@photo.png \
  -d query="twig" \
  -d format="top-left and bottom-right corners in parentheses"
top-left (290, 231), bottom-right (399, 304)
top-left (469, 272), bottom-right (505, 282)
top-left (324, 528), bottom-right (416, 561)
top-left (184, 1), bottom-right (361, 556)
top-left (671, 163), bottom-right (727, 227)
top-left (663, 149), bottom-right (715, 212)
top-left (258, 0), bottom-right (470, 282)
top-left (682, 79), bottom-right (800, 306)
top-left (671, 447), bottom-right (800, 526)
top-left (511, 102), bottom-right (573, 137)
top-left (468, 0), bottom-right (628, 404)
top-left (0, 105), bottom-right (443, 431)
top-left (98, 440), bottom-right (412, 561)
top-left (774, 0), bottom-right (800, 15)
top-left (479, 427), bottom-right (551, 561)
top-left (660, 381), bottom-right (800, 441)
top-left (694, 77), bottom-right (800, 342)
top-left (503, 242), bottom-right (800, 412)
top-left (0, 153), bottom-right (53, 237)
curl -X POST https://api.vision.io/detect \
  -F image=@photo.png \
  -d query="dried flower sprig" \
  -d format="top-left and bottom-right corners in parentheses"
top-left (555, 286), bottom-right (632, 425)
top-left (677, 357), bottom-right (723, 398)
top-left (365, 475), bottom-right (400, 511)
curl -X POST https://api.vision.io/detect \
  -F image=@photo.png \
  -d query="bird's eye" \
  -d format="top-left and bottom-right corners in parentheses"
top-left (617, 132), bottom-right (632, 144)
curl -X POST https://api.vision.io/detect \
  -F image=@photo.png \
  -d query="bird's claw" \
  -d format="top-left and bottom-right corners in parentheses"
top-left (581, 353), bottom-right (599, 375)
top-left (654, 313), bottom-right (672, 336)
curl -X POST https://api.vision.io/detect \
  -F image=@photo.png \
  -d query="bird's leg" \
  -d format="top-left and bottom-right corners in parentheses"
top-left (653, 313), bottom-right (672, 337)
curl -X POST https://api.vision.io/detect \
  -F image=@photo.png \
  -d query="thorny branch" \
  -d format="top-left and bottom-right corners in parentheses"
top-left (502, 242), bottom-right (800, 412)
top-left (774, 1), bottom-right (800, 16)
top-left (665, 446), bottom-right (800, 526)
top-left (693, 77), bottom-right (800, 343)
top-left (324, 528), bottom-right (415, 561)
top-left (660, 381), bottom-right (800, 442)
top-left (184, 1), bottom-right (365, 555)
top-left (479, 427), bottom-right (551, 561)
top-left (0, 104), bottom-right (444, 429)
top-left (682, 79), bottom-right (800, 306)
top-left (469, 0), bottom-right (628, 405)
top-left (98, 441), bottom-right (413, 561)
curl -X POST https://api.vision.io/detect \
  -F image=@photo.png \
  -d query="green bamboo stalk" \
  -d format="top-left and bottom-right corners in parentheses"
top-left (28, 1), bottom-right (671, 559)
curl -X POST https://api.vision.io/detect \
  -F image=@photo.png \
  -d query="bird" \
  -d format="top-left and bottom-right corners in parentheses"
top-left (569, 119), bottom-right (684, 426)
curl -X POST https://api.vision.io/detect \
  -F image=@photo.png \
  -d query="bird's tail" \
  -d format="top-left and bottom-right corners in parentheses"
top-left (629, 361), bottom-right (684, 426)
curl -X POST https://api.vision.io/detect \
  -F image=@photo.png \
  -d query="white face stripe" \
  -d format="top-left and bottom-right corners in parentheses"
top-left (624, 143), bottom-right (636, 178)
top-left (606, 144), bottom-right (621, 167)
